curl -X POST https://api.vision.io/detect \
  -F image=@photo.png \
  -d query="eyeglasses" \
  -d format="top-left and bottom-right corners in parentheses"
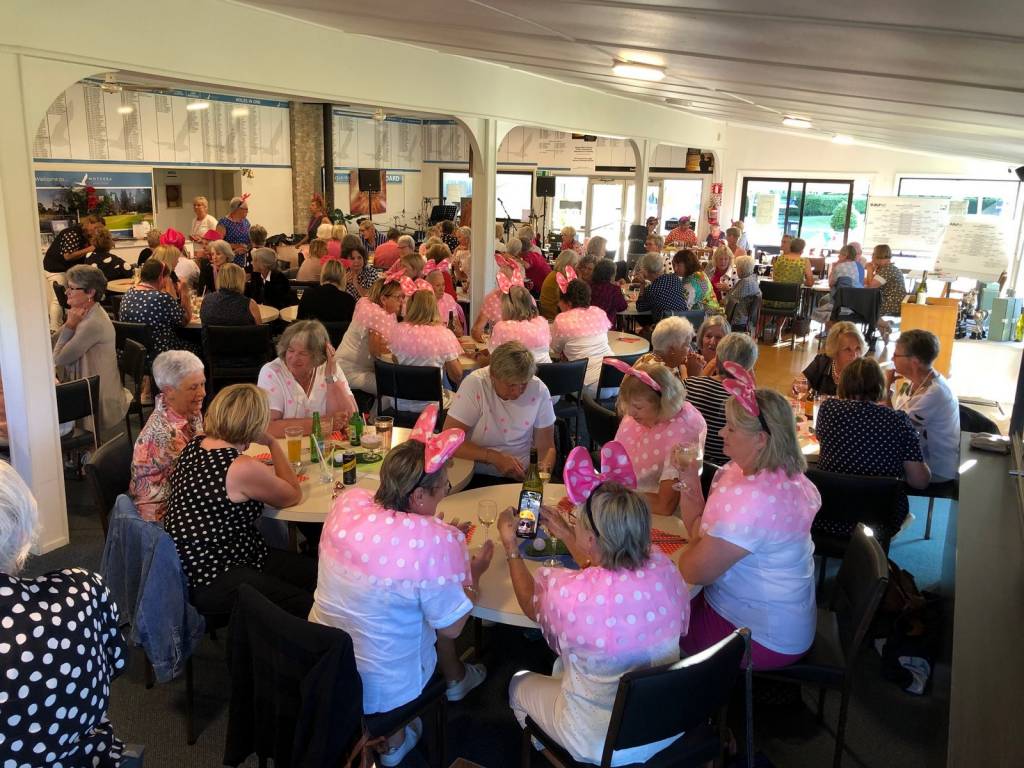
top-left (892, 353), bottom-right (910, 358)
top-left (66, 286), bottom-right (86, 293)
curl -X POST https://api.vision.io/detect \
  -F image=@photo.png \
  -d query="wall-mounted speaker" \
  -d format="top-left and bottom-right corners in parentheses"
top-left (1015, 166), bottom-right (1024, 182)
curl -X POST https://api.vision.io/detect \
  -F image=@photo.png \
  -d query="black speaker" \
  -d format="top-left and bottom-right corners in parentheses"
top-left (628, 224), bottom-right (648, 241)
top-left (536, 176), bottom-right (556, 198)
top-left (358, 169), bottom-right (382, 193)
top-left (1015, 166), bottom-right (1024, 182)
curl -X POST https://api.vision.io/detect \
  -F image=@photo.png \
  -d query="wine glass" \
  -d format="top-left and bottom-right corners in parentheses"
top-left (671, 440), bottom-right (703, 492)
top-left (476, 500), bottom-right (497, 553)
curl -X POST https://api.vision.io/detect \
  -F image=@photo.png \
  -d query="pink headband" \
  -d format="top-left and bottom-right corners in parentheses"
top-left (423, 258), bottom-right (450, 275)
top-left (497, 270), bottom-right (525, 294)
top-left (564, 441), bottom-right (637, 505)
top-left (605, 357), bottom-right (661, 392)
top-left (383, 263), bottom-right (406, 285)
top-left (556, 265), bottom-right (578, 293)
top-left (409, 403), bottom-right (465, 474)
top-left (495, 253), bottom-right (518, 271)
top-left (721, 361), bottom-right (761, 420)
top-left (400, 276), bottom-right (433, 297)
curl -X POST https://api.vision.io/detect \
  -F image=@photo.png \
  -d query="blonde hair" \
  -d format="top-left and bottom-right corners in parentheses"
top-left (320, 259), bottom-right (346, 288)
top-left (489, 341), bottom-right (536, 383)
top-left (713, 245), bottom-right (733, 269)
top-left (309, 239), bottom-right (328, 260)
top-left (561, 226), bottom-right (576, 241)
top-left (500, 285), bottom-right (537, 322)
top-left (331, 223), bottom-right (348, 240)
top-left (725, 389), bottom-right (806, 476)
top-left (403, 289), bottom-right (440, 325)
top-left (152, 244), bottom-right (181, 272)
top-left (375, 440), bottom-right (447, 512)
top-left (425, 242), bottom-right (452, 264)
top-left (204, 384), bottom-right (269, 445)
top-left (146, 228), bottom-right (162, 248)
top-left (576, 482), bottom-right (651, 571)
top-left (369, 277), bottom-right (402, 305)
top-left (216, 262), bottom-right (246, 294)
top-left (824, 321), bottom-right (867, 358)
top-left (617, 363), bottom-right (686, 422)
top-left (316, 223), bottom-right (334, 240)
top-left (192, 196), bottom-right (209, 207)
top-left (553, 249), bottom-right (579, 273)
top-left (401, 253), bottom-right (426, 278)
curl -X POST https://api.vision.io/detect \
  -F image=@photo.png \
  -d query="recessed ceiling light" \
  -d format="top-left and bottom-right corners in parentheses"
top-left (612, 60), bottom-right (666, 81)
top-left (116, 106), bottom-right (134, 115)
top-left (782, 116), bottom-right (812, 129)
top-left (231, 107), bottom-right (250, 119)
top-left (832, 134), bottom-right (855, 145)
top-left (186, 101), bottom-right (210, 111)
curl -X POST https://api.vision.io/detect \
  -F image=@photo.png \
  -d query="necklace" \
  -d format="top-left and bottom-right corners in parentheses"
top-left (909, 369), bottom-right (934, 398)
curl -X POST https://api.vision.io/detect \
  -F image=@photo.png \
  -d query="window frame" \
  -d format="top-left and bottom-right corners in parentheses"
top-left (739, 176), bottom-right (855, 247)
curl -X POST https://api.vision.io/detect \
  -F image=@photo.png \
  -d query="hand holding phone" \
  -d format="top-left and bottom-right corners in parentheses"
top-left (516, 489), bottom-right (542, 538)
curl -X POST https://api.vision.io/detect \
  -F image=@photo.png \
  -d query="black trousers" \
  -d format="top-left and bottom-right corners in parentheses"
top-left (192, 549), bottom-right (317, 619)
top-left (465, 473), bottom-right (518, 490)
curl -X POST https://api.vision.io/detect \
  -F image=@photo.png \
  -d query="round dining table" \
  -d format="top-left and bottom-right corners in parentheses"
top-left (437, 483), bottom-right (691, 628)
top-left (106, 278), bottom-right (136, 294)
top-left (185, 303), bottom-right (279, 328)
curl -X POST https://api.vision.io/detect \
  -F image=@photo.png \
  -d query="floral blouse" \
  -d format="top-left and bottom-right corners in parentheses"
top-left (129, 394), bottom-right (204, 522)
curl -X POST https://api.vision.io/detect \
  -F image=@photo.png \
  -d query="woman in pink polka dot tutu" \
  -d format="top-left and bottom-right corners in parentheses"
top-left (311, 404), bottom-right (495, 766)
top-left (675, 363), bottom-right (821, 670)
top-left (498, 441), bottom-right (690, 766)
top-left (470, 252), bottom-right (528, 342)
top-left (477, 276), bottom-right (551, 367)
top-left (613, 360), bottom-right (707, 516)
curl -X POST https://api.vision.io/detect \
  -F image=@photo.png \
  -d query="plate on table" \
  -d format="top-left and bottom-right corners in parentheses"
top-left (519, 530), bottom-right (578, 568)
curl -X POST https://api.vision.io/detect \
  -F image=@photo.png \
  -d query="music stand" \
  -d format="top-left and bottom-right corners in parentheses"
top-left (428, 204), bottom-right (458, 225)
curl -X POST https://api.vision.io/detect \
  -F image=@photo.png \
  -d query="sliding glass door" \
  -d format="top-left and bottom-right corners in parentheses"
top-left (740, 178), bottom-right (854, 254)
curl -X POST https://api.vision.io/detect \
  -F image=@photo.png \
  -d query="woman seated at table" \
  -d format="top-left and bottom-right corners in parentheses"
top-left (257, 319), bottom-right (358, 438)
top-left (793, 320), bottom-right (865, 397)
top-left (635, 315), bottom-right (699, 381)
top-left (673, 248), bottom-right (721, 312)
top-left (589, 258), bottom-right (627, 325)
top-left (312, 405), bottom-right (494, 765)
top-left (724, 255), bottom-right (761, 329)
top-left (119, 257), bottom-right (198, 361)
top-left (197, 238), bottom-right (233, 296)
top-left (665, 214), bottom-right (698, 247)
top-left (164, 384), bottom-right (316, 617)
top-left (516, 227), bottom-right (552, 295)
top-left (676, 368), bottom-right (820, 669)
top-left (200, 263), bottom-right (261, 332)
top-left (684, 332), bottom-right (759, 470)
top-left (725, 226), bottom-right (746, 259)
top-left (53, 264), bottom-right (129, 438)
top-left (551, 273), bottom-right (613, 396)
top-left (137, 227), bottom-right (162, 267)
top-left (499, 443), bottom-right (689, 766)
top-left (444, 341), bottom-right (556, 483)
top-left (0, 461), bottom-right (129, 767)
top-left (635, 252), bottom-right (686, 324)
top-left (470, 254), bottom-right (527, 342)
top-left (540, 249), bottom-right (579, 320)
top-left (890, 329), bottom-right (960, 484)
top-left (645, 233), bottom-right (664, 254)
top-left (693, 314), bottom-right (732, 377)
top-left (817, 357), bottom-right (930, 539)
top-left (343, 235), bottom-right (382, 299)
top-left (424, 257), bottom-right (466, 335)
top-left (575, 253), bottom-right (597, 284)
top-left (336, 277), bottom-right (402, 395)
top-left (296, 237), bottom-right (327, 282)
top-left (706, 245), bottom-right (736, 302)
top-left (400, 251), bottom-right (427, 280)
top-left (614, 361), bottom-right (706, 516)
top-left (129, 350), bottom-right (205, 522)
top-left (765, 237), bottom-right (814, 310)
top-left (865, 244), bottom-right (906, 342)
top-left (297, 259), bottom-right (356, 323)
top-left (422, 240), bottom-right (459, 299)
top-left (812, 244), bottom-right (863, 324)
top-left (482, 279), bottom-right (551, 365)
top-left (325, 223), bottom-right (349, 262)
top-left (248, 247), bottom-right (292, 309)
top-left (84, 225), bottom-right (135, 282)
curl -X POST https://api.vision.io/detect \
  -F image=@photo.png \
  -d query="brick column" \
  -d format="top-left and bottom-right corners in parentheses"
top-left (289, 102), bottom-right (324, 232)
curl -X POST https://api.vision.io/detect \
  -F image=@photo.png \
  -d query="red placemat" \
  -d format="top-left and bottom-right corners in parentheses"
top-left (330, 430), bottom-right (343, 442)
top-left (651, 529), bottom-right (688, 555)
top-left (463, 524), bottom-right (477, 544)
top-left (251, 452), bottom-right (272, 462)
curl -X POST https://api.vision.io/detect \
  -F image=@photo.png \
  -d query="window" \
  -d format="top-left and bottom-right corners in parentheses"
top-left (739, 178), bottom-right (854, 254)
top-left (495, 172), bottom-right (533, 222)
top-left (660, 179), bottom-right (702, 231)
top-left (552, 176), bottom-right (588, 232)
top-left (440, 170), bottom-right (471, 205)
top-left (897, 177), bottom-right (1021, 221)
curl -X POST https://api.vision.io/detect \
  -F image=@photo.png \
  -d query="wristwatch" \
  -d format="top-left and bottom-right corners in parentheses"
top-left (506, 550), bottom-right (522, 561)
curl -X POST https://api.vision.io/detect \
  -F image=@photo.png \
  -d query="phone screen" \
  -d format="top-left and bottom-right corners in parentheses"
top-left (516, 489), bottom-right (542, 538)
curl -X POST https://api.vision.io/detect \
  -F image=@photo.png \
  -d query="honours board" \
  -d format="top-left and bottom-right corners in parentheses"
top-left (863, 196), bottom-right (950, 252)
top-left (934, 219), bottom-right (1013, 281)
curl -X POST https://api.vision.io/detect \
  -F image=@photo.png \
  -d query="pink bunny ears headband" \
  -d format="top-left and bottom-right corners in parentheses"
top-left (409, 404), bottom-right (465, 474)
top-left (604, 357), bottom-right (661, 392)
top-left (555, 265), bottom-right (578, 294)
top-left (399, 276), bottom-right (433, 297)
top-left (383, 263), bottom-right (406, 285)
top-left (497, 270), bottom-right (525, 294)
top-left (564, 441), bottom-right (637, 506)
top-left (423, 258), bottom-right (450, 275)
top-left (721, 361), bottom-right (771, 435)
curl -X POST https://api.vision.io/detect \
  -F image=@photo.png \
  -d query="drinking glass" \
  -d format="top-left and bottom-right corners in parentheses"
top-left (671, 440), bottom-right (703, 492)
top-left (284, 426), bottom-right (304, 472)
top-left (375, 416), bottom-right (394, 452)
top-left (477, 500), bottom-right (497, 553)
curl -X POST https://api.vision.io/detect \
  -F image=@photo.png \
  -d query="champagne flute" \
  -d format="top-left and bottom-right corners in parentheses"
top-left (671, 440), bottom-right (703, 492)
top-left (476, 500), bottom-right (497, 553)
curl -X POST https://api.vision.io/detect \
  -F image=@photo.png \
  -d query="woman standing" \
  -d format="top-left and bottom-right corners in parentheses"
top-left (296, 192), bottom-right (331, 247)
top-left (550, 273), bottom-right (613, 394)
top-left (189, 195), bottom-right (218, 243)
top-left (216, 195), bottom-right (252, 266)
top-left (336, 278), bottom-right (402, 395)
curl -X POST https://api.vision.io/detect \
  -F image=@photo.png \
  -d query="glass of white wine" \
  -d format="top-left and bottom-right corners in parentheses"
top-left (671, 440), bottom-right (703, 492)
top-left (476, 500), bottom-right (497, 553)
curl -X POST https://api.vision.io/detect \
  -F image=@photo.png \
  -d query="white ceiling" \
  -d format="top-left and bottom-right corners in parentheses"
top-left (240, 0), bottom-right (1024, 163)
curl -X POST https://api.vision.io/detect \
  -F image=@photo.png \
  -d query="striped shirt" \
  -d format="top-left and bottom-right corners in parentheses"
top-left (361, 230), bottom-right (388, 251)
top-left (683, 376), bottom-right (729, 467)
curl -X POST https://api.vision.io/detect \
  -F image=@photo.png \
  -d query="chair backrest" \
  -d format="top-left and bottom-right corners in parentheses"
top-left (602, 629), bottom-right (750, 764)
top-left (726, 292), bottom-right (762, 331)
top-left (320, 321), bottom-right (350, 348)
top-left (596, 353), bottom-right (644, 391)
top-left (373, 359), bottom-right (443, 423)
top-left (806, 468), bottom-right (903, 545)
top-left (535, 359), bottom-right (588, 398)
top-left (113, 320), bottom-right (152, 352)
top-left (807, 256), bottom-right (826, 277)
top-left (959, 404), bottom-right (999, 435)
top-left (831, 287), bottom-right (881, 324)
top-left (122, 338), bottom-right (147, 396)
top-left (204, 324), bottom-right (273, 367)
top-left (109, 293), bottom-right (123, 319)
top-left (831, 524), bottom-right (889, 664)
top-left (84, 433), bottom-right (135, 536)
top-left (52, 281), bottom-right (69, 310)
top-left (582, 392), bottom-right (620, 448)
top-left (758, 280), bottom-right (801, 305)
top-left (56, 375), bottom-right (101, 426)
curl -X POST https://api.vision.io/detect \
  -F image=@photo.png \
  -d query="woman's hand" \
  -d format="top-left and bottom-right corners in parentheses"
top-left (489, 450), bottom-right (525, 479)
top-left (684, 351), bottom-right (706, 377)
top-left (324, 342), bottom-right (337, 375)
top-left (470, 540), bottom-right (494, 582)
top-left (446, 517), bottom-right (474, 536)
top-left (64, 306), bottom-right (88, 331)
top-left (540, 505), bottom-right (575, 545)
top-left (497, 507), bottom-right (518, 552)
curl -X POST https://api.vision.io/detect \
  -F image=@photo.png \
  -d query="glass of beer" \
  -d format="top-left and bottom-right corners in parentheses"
top-left (284, 426), bottom-right (304, 471)
top-left (375, 417), bottom-right (394, 452)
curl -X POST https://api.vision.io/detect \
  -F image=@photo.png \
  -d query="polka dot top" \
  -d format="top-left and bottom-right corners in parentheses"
top-left (118, 286), bottom-right (195, 362)
top-left (164, 437), bottom-right (268, 589)
top-left (0, 568), bottom-right (126, 767)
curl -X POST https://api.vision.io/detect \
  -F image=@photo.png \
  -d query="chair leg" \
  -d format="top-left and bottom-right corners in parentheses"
top-left (817, 556), bottom-right (828, 593)
top-left (186, 656), bottom-right (196, 745)
top-left (144, 657), bottom-right (155, 689)
top-left (833, 685), bottom-right (852, 768)
top-left (924, 497), bottom-right (935, 540)
top-left (521, 724), bottom-right (533, 768)
top-left (817, 685), bottom-right (826, 725)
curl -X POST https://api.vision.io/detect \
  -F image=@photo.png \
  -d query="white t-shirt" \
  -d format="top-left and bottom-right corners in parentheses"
top-left (550, 307), bottom-right (613, 391)
top-left (893, 371), bottom-right (960, 481)
top-left (257, 356), bottom-right (355, 419)
top-left (447, 368), bottom-right (556, 476)
top-left (190, 214), bottom-right (218, 241)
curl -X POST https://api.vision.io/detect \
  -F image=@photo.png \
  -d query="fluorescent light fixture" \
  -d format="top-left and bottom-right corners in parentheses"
top-left (688, 101), bottom-right (718, 111)
top-left (116, 106), bottom-right (134, 115)
top-left (231, 107), bottom-right (250, 119)
top-left (832, 134), bottom-right (854, 145)
top-left (186, 101), bottom-right (210, 111)
top-left (612, 60), bottom-right (665, 81)
top-left (782, 116), bottom-right (812, 129)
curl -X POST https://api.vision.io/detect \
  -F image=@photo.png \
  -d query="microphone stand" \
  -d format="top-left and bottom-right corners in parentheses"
top-left (498, 197), bottom-right (515, 242)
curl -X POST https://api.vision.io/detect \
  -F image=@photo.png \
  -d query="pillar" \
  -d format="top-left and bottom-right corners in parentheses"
top-left (632, 138), bottom-right (653, 227)
top-left (289, 102), bottom-right (325, 232)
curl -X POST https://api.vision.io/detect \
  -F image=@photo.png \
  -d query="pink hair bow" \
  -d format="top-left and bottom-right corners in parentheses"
top-left (604, 357), bottom-right (661, 392)
top-left (721, 361), bottom-right (760, 417)
top-left (564, 441), bottom-right (637, 505)
top-left (495, 253), bottom-right (518, 271)
top-left (497, 270), bottom-right (525, 294)
top-left (555, 265), bottom-right (578, 293)
top-left (409, 403), bottom-right (466, 474)
top-left (239, 193), bottom-right (251, 203)
top-left (400, 276), bottom-right (433, 297)
top-left (423, 259), bottom-right (450, 275)
top-left (383, 263), bottom-right (406, 285)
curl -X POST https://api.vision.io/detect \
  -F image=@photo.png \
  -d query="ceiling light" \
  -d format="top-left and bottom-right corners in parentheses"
top-left (231, 107), bottom-right (250, 119)
top-left (688, 102), bottom-right (718, 111)
top-left (832, 134), bottom-right (854, 145)
top-left (782, 116), bottom-right (812, 129)
top-left (186, 101), bottom-right (209, 112)
top-left (116, 106), bottom-right (134, 115)
top-left (612, 60), bottom-right (665, 81)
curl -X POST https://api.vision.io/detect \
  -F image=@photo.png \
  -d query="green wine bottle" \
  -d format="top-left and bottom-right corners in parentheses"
top-left (522, 447), bottom-right (543, 495)
top-left (310, 411), bottom-right (323, 463)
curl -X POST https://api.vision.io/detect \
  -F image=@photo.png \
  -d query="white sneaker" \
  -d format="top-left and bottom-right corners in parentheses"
top-left (379, 717), bottom-right (422, 767)
top-left (446, 662), bottom-right (486, 702)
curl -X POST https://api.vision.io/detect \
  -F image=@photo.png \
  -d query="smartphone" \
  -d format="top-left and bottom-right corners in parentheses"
top-left (516, 489), bottom-right (542, 539)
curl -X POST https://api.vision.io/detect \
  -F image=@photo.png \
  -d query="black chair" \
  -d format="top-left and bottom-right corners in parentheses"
top-left (365, 674), bottom-right (449, 768)
top-left (595, 352), bottom-right (644, 405)
top-left (756, 524), bottom-right (889, 768)
top-left (830, 287), bottom-right (882, 342)
top-left (320, 320), bottom-right (350, 348)
top-left (84, 433), bottom-right (134, 537)
top-left (726, 293), bottom-right (762, 334)
top-left (374, 359), bottom-right (445, 428)
top-left (960, 403), bottom-right (999, 434)
top-left (806, 469), bottom-right (902, 591)
top-left (52, 281), bottom-right (69, 310)
top-left (109, 293), bottom-right (123, 319)
top-left (203, 324), bottom-right (273, 394)
top-left (121, 338), bottom-right (148, 440)
top-left (582, 392), bottom-right (620, 451)
top-left (523, 629), bottom-right (753, 768)
top-left (757, 281), bottom-right (801, 348)
top-left (352, 389), bottom-right (376, 418)
top-left (56, 375), bottom-right (101, 469)
top-left (536, 359), bottom-right (588, 444)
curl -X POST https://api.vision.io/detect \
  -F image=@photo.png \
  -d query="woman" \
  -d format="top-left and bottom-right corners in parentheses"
top-left (485, 280), bottom-right (551, 364)
top-left (164, 384), bottom-right (316, 617)
top-left (137, 227), bottom-right (162, 267)
top-left (516, 226), bottom-right (552, 293)
top-left (695, 315), bottom-right (732, 377)
top-left (646, 216), bottom-right (660, 236)
top-left (673, 249), bottom-right (720, 312)
top-left (724, 255), bottom-right (761, 328)
top-left (297, 237), bottom-right (327, 282)
top-left (540, 249), bottom-right (579, 320)
top-left (216, 194), bottom-right (252, 266)
top-left (707, 245), bottom-right (735, 302)
top-left (425, 260), bottom-right (465, 335)
top-left (890, 329), bottom-right (960, 483)
top-left (257, 320), bottom-right (358, 437)
top-left (470, 254), bottom-right (526, 342)
top-left (683, 332), bottom-right (759, 469)
top-left (158, 231), bottom-right (199, 288)
top-left (766, 237), bottom-right (813, 310)
top-left (676, 369), bottom-right (821, 669)
top-left (665, 215), bottom-right (698, 247)
top-left (817, 357), bottom-right (931, 538)
top-left (388, 280), bottom-right (464, 407)
top-left (585, 234), bottom-right (608, 262)
top-left (312, 405), bottom-right (493, 765)
top-left (645, 233), bottom-right (665, 254)
top-left (343, 235), bottom-right (382, 298)
top-left (451, 226), bottom-right (472, 284)
top-left (560, 225), bottom-right (584, 255)
top-left (550, 273), bottom-right (613, 395)
top-left (53, 264), bottom-right (129, 436)
top-left (500, 443), bottom-right (689, 766)
top-left (326, 223), bottom-right (350, 262)
top-left (725, 226), bottom-right (746, 259)
top-left (336, 278), bottom-right (402, 395)
top-left (865, 244), bottom-right (906, 342)
top-left (635, 315), bottom-right (699, 381)
top-left (614, 362), bottom-right (706, 516)
top-left (705, 223), bottom-right (726, 249)
top-left (247, 247), bottom-right (291, 309)
top-left (830, 244), bottom-right (863, 290)
top-left (439, 219), bottom-right (459, 252)
top-left (589, 258), bottom-right (627, 325)
top-left (298, 259), bottom-right (355, 323)
top-left (576, 253), bottom-right (597, 284)
top-left (794, 321), bottom-right (866, 397)
top-left (635, 252), bottom-right (686, 323)
top-left (84, 226), bottom-right (135, 282)
top-left (189, 195), bottom-right (218, 243)
top-left (197, 238), bottom-right (234, 296)
top-left (297, 192), bottom-right (331, 247)
top-left (200, 263), bottom-right (261, 331)
top-left (119, 258), bottom-right (198, 361)
top-left (0, 461), bottom-right (129, 767)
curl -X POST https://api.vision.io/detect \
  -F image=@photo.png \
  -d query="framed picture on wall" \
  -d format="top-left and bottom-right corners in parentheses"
top-left (166, 184), bottom-right (182, 209)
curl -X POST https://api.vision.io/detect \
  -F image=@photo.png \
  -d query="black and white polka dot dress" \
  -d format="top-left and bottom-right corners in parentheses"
top-left (117, 287), bottom-right (200, 362)
top-left (0, 568), bottom-right (126, 767)
top-left (164, 437), bottom-right (268, 590)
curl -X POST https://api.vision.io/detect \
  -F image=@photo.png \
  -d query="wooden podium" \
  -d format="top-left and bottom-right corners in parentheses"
top-left (900, 297), bottom-right (958, 376)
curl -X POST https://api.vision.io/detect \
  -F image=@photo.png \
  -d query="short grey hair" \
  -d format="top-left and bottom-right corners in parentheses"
top-left (715, 332), bottom-right (758, 372)
top-left (252, 247), bottom-right (277, 271)
top-left (397, 235), bottom-right (415, 250)
top-left (506, 237), bottom-right (524, 257)
top-left (228, 196), bottom-right (247, 213)
top-left (651, 316), bottom-right (695, 353)
top-left (576, 482), bottom-right (651, 571)
top-left (585, 236), bottom-right (607, 258)
top-left (488, 341), bottom-right (536, 384)
top-left (638, 251), bottom-right (663, 278)
top-left (66, 264), bottom-right (107, 301)
top-left (0, 461), bottom-right (38, 575)
top-left (210, 240), bottom-right (234, 262)
top-left (276, 320), bottom-right (329, 368)
top-left (152, 350), bottom-right (205, 391)
top-left (316, 222), bottom-right (334, 240)
top-left (696, 315), bottom-right (731, 349)
top-left (734, 254), bottom-right (755, 278)
top-left (515, 225), bottom-right (535, 241)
